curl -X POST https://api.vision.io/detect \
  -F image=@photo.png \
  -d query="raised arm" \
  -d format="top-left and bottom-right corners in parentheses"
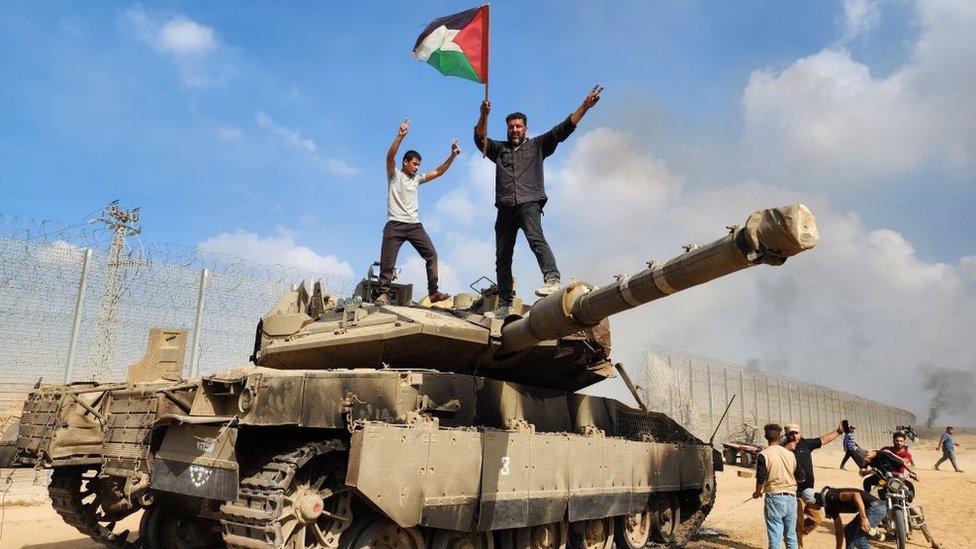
top-left (569, 85), bottom-right (603, 125)
top-left (820, 422), bottom-right (844, 445)
top-left (474, 101), bottom-right (489, 143)
top-left (423, 141), bottom-right (461, 183)
top-left (387, 119), bottom-right (409, 177)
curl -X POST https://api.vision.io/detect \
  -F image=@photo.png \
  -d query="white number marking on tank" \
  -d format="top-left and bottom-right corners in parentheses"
top-left (500, 456), bottom-right (510, 475)
top-left (189, 465), bottom-right (213, 487)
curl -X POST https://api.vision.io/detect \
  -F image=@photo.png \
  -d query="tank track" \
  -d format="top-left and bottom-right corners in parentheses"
top-left (667, 479), bottom-right (717, 548)
top-left (219, 440), bottom-right (348, 549)
top-left (48, 467), bottom-right (137, 548)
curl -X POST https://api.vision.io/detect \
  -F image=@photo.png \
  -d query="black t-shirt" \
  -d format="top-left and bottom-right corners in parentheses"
top-left (823, 488), bottom-right (879, 519)
top-left (794, 437), bottom-right (823, 491)
top-left (871, 449), bottom-right (905, 475)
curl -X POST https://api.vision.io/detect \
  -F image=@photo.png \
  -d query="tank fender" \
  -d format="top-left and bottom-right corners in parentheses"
top-left (150, 423), bottom-right (239, 502)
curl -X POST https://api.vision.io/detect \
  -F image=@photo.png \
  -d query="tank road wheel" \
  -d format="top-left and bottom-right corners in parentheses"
top-left (614, 503), bottom-right (652, 549)
top-left (47, 466), bottom-right (139, 548)
top-left (650, 494), bottom-right (680, 545)
top-left (430, 529), bottom-right (494, 549)
top-left (139, 503), bottom-right (223, 549)
top-left (514, 520), bottom-right (568, 549)
top-left (220, 440), bottom-right (351, 549)
top-left (570, 518), bottom-right (614, 549)
top-left (345, 517), bottom-right (426, 549)
top-left (723, 448), bottom-right (737, 466)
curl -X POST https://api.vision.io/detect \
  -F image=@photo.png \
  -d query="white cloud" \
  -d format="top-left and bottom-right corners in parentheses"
top-left (198, 228), bottom-right (354, 278)
top-left (121, 7), bottom-right (223, 88)
top-left (743, 0), bottom-right (976, 181)
top-left (254, 111), bottom-right (359, 176)
top-left (217, 126), bottom-right (242, 141)
top-left (255, 111), bottom-right (316, 152)
top-left (325, 158), bottom-right (359, 176)
top-left (839, 0), bottom-right (881, 44)
top-left (159, 19), bottom-right (216, 57)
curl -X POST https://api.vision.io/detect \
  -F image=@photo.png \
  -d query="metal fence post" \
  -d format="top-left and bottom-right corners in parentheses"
top-left (797, 387), bottom-right (804, 434)
top-left (752, 372), bottom-right (768, 425)
top-left (667, 353), bottom-right (675, 418)
top-left (189, 268), bottom-right (209, 378)
top-left (777, 378), bottom-right (784, 424)
top-left (739, 369), bottom-right (745, 427)
top-left (706, 361), bottom-right (714, 430)
top-left (64, 248), bottom-right (93, 384)
top-left (723, 365), bottom-right (730, 434)
top-left (765, 378), bottom-right (772, 424)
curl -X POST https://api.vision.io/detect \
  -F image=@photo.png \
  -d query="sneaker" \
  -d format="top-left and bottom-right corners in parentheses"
top-left (428, 291), bottom-right (451, 303)
top-left (535, 279), bottom-right (561, 297)
top-left (485, 305), bottom-right (512, 319)
top-left (375, 293), bottom-right (390, 306)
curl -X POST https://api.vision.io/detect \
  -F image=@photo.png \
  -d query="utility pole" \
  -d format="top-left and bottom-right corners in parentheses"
top-left (90, 200), bottom-right (141, 379)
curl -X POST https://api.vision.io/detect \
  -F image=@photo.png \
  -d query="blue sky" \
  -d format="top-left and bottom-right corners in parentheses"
top-left (2, 1), bottom-right (974, 422)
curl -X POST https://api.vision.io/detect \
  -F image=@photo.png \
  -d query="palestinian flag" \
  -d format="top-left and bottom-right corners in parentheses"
top-left (413, 6), bottom-right (489, 84)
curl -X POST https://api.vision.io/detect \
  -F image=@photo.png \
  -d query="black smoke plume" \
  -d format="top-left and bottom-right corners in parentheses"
top-left (921, 365), bottom-right (976, 428)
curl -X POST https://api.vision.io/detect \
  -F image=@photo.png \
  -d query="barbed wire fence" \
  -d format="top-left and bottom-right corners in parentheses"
top-left (0, 209), bottom-right (352, 392)
top-left (639, 346), bottom-right (917, 450)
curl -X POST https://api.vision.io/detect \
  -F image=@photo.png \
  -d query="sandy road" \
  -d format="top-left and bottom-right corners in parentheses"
top-left (0, 435), bottom-right (971, 548)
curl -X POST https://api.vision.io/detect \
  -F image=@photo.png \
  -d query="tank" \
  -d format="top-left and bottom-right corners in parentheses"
top-left (14, 203), bottom-right (818, 549)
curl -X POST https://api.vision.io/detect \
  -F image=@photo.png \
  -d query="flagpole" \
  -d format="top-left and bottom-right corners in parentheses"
top-left (482, 4), bottom-right (489, 158)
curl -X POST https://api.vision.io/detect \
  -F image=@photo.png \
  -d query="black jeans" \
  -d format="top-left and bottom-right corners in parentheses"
top-left (495, 201), bottom-right (559, 305)
top-left (379, 221), bottom-right (438, 295)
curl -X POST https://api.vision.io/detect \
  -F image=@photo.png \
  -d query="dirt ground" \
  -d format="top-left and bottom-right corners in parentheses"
top-left (0, 432), bottom-right (971, 549)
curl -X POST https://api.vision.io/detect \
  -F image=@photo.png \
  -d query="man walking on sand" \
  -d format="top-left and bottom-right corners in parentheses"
top-left (934, 425), bottom-right (963, 472)
top-left (473, 86), bottom-right (602, 316)
top-left (377, 119), bottom-right (459, 306)
top-left (754, 423), bottom-right (805, 549)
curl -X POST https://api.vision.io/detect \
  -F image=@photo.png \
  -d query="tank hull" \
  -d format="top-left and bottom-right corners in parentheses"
top-left (15, 367), bottom-right (716, 548)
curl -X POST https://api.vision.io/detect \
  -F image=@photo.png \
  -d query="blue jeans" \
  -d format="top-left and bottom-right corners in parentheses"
top-left (764, 493), bottom-right (798, 549)
top-left (843, 500), bottom-right (887, 549)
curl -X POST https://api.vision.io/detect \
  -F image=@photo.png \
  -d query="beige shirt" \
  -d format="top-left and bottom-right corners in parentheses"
top-left (758, 444), bottom-right (798, 494)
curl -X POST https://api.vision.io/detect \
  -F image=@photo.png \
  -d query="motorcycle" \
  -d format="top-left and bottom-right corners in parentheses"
top-left (867, 470), bottom-right (918, 549)
top-left (895, 425), bottom-right (919, 443)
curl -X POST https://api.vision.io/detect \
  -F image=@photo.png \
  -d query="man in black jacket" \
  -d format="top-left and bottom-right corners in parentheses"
top-left (474, 86), bottom-right (602, 316)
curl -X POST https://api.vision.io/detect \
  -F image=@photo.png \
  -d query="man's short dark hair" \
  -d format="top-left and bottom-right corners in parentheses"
top-left (893, 432), bottom-right (906, 441)
top-left (505, 112), bottom-right (527, 126)
top-left (403, 150), bottom-right (421, 163)
top-left (764, 423), bottom-right (782, 442)
top-left (946, 426), bottom-right (954, 432)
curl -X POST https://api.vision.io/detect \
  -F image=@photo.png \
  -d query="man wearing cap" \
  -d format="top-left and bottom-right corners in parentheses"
top-left (784, 421), bottom-right (844, 546)
top-left (839, 423), bottom-right (858, 470)
top-left (753, 423), bottom-right (806, 549)
top-left (800, 486), bottom-right (885, 549)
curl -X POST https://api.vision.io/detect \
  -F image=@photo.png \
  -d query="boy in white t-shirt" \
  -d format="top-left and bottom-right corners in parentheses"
top-left (377, 119), bottom-right (460, 305)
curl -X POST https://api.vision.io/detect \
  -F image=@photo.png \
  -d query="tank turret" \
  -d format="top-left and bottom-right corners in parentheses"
top-left (253, 204), bottom-right (818, 390)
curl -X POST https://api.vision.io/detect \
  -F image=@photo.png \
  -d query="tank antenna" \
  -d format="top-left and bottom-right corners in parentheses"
top-left (614, 363), bottom-right (648, 413)
top-left (708, 394), bottom-right (737, 446)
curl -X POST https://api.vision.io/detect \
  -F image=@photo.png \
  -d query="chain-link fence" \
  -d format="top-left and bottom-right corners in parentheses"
top-left (639, 346), bottom-right (916, 449)
top-left (0, 212), bottom-right (351, 391)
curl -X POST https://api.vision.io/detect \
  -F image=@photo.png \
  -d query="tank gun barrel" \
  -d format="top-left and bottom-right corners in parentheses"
top-left (498, 204), bottom-right (819, 354)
